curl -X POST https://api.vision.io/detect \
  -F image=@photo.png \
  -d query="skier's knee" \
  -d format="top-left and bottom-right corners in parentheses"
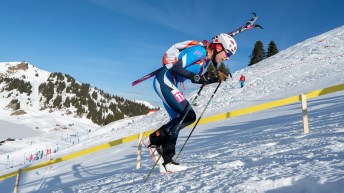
top-left (184, 110), bottom-right (196, 124)
top-left (149, 125), bottom-right (169, 146)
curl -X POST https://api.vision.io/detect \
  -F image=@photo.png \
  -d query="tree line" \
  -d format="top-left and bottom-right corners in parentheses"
top-left (249, 40), bottom-right (279, 66)
top-left (0, 72), bottom-right (155, 125)
top-left (38, 72), bottom-right (156, 125)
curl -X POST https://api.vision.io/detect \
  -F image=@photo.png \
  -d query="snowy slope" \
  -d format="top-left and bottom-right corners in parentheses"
top-left (0, 62), bottom-right (100, 141)
top-left (0, 26), bottom-right (344, 192)
top-left (0, 61), bottom-right (153, 167)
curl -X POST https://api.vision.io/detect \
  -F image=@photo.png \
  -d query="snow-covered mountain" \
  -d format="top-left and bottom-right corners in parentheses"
top-left (0, 26), bottom-right (343, 192)
top-left (0, 61), bottom-right (155, 156)
top-left (0, 62), bottom-right (155, 128)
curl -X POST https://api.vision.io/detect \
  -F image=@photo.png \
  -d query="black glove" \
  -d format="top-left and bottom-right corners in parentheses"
top-left (205, 71), bottom-right (220, 84)
top-left (191, 71), bottom-right (220, 85)
top-left (191, 74), bottom-right (208, 84)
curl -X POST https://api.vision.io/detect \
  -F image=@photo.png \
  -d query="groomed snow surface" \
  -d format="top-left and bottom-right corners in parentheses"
top-left (0, 26), bottom-right (344, 192)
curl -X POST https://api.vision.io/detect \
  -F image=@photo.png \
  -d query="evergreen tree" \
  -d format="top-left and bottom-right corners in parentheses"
top-left (218, 62), bottom-right (229, 75)
top-left (249, 41), bottom-right (265, 66)
top-left (96, 110), bottom-right (103, 125)
top-left (65, 74), bottom-right (75, 83)
top-left (66, 85), bottom-right (72, 93)
top-left (109, 103), bottom-right (117, 113)
top-left (92, 91), bottom-right (98, 100)
top-left (64, 97), bottom-right (71, 108)
top-left (207, 62), bottom-right (216, 73)
top-left (76, 105), bottom-right (84, 116)
top-left (53, 95), bottom-right (62, 109)
top-left (80, 83), bottom-right (90, 97)
top-left (104, 114), bottom-right (116, 125)
top-left (114, 112), bottom-right (124, 120)
top-left (267, 40), bottom-right (279, 57)
top-left (56, 81), bottom-right (66, 93)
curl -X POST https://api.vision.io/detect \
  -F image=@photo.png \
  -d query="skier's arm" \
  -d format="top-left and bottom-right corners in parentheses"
top-left (169, 57), bottom-right (207, 84)
top-left (169, 60), bottom-right (195, 79)
top-left (169, 46), bottom-right (206, 79)
top-left (170, 61), bottom-right (223, 84)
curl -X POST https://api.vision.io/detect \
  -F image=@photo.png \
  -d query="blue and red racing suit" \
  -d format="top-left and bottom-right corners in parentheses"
top-left (150, 40), bottom-right (209, 164)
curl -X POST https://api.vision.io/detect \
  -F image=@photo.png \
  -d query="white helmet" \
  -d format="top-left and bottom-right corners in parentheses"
top-left (212, 33), bottom-right (237, 55)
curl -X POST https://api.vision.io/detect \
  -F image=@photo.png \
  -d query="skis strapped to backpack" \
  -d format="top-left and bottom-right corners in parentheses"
top-left (132, 67), bottom-right (162, 86)
top-left (228, 12), bottom-right (263, 37)
top-left (131, 12), bottom-right (263, 87)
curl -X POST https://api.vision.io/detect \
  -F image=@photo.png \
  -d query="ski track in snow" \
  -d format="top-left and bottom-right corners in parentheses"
top-left (0, 26), bottom-right (344, 193)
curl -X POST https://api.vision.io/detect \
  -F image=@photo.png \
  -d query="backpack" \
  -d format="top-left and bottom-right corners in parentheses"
top-left (162, 40), bottom-right (203, 65)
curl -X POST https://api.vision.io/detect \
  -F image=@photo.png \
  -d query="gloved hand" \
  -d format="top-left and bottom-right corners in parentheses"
top-left (204, 71), bottom-right (219, 84)
top-left (191, 70), bottom-right (227, 85)
top-left (205, 70), bottom-right (228, 83)
top-left (217, 71), bottom-right (228, 81)
top-left (191, 74), bottom-right (208, 84)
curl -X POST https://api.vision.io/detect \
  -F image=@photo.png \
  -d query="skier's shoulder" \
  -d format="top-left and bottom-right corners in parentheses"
top-left (182, 44), bottom-right (206, 56)
top-left (172, 40), bottom-right (201, 50)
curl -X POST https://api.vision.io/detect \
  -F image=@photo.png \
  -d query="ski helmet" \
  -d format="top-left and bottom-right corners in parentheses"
top-left (212, 33), bottom-right (237, 55)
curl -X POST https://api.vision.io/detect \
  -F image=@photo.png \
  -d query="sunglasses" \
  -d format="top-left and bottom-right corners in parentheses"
top-left (225, 50), bottom-right (232, 58)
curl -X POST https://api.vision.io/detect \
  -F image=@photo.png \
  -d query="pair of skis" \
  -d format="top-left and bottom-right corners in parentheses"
top-left (132, 12), bottom-right (263, 87)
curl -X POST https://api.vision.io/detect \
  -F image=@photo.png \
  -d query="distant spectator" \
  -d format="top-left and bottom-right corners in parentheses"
top-left (27, 154), bottom-right (33, 162)
top-left (239, 74), bottom-right (246, 88)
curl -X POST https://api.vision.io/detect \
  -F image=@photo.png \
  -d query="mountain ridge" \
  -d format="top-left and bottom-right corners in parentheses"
top-left (0, 61), bottom-right (156, 132)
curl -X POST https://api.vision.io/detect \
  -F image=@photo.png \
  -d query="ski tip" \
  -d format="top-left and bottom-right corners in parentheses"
top-left (255, 24), bottom-right (264, 29)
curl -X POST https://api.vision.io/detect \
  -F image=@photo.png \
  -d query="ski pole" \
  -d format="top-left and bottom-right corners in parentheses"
top-left (175, 82), bottom-right (221, 161)
top-left (144, 84), bottom-right (205, 183)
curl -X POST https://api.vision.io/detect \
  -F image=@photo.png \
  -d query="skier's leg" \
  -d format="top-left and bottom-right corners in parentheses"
top-left (144, 67), bottom-right (180, 165)
top-left (149, 68), bottom-right (179, 146)
top-left (160, 107), bottom-right (196, 164)
top-left (148, 67), bottom-right (194, 172)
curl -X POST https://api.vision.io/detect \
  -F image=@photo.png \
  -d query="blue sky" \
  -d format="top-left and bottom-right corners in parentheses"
top-left (0, 0), bottom-right (343, 106)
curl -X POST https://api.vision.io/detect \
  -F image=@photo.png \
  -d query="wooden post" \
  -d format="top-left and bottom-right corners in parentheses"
top-left (136, 132), bottom-right (144, 169)
top-left (301, 93), bottom-right (310, 134)
top-left (14, 169), bottom-right (22, 193)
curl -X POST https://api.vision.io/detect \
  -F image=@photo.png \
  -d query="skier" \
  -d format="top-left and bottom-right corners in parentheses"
top-left (142, 33), bottom-right (237, 173)
top-left (239, 74), bottom-right (246, 88)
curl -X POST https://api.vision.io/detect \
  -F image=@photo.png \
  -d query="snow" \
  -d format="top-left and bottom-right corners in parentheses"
top-left (0, 120), bottom-right (35, 139)
top-left (0, 26), bottom-right (344, 192)
top-left (134, 100), bottom-right (156, 109)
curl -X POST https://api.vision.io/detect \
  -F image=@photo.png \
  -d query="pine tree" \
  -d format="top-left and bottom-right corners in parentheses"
top-left (267, 40), bottom-right (279, 57)
top-left (207, 62), bottom-right (216, 73)
top-left (92, 91), bottom-right (98, 100)
top-left (249, 41), bottom-right (265, 66)
top-left (56, 81), bottom-right (66, 93)
top-left (114, 112), bottom-right (124, 120)
top-left (53, 95), bottom-right (62, 109)
top-left (76, 105), bottom-right (84, 116)
top-left (104, 114), bottom-right (115, 125)
top-left (64, 97), bottom-right (71, 108)
top-left (218, 62), bottom-right (229, 75)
